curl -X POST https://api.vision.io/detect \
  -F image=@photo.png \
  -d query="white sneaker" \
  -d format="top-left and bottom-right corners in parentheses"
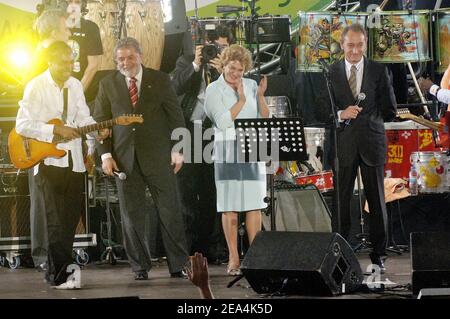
top-left (53, 279), bottom-right (81, 290)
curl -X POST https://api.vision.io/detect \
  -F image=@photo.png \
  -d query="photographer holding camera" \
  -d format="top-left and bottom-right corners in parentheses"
top-left (171, 24), bottom-right (234, 263)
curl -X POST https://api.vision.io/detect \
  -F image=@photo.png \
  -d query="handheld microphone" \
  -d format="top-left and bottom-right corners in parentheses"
top-left (344, 92), bottom-right (366, 125)
top-left (113, 170), bottom-right (127, 180)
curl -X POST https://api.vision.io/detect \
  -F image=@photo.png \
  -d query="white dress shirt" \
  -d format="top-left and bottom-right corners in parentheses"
top-left (338, 58), bottom-right (365, 122)
top-left (16, 70), bottom-right (96, 175)
top-left (344, 58), bottom-right (364, 96)
top-left (101, 66), bottom-right (143, 162)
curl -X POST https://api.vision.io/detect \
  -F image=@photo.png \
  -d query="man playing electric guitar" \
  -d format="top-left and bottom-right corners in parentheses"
top-left (15, 41), bottom-right (108, 289)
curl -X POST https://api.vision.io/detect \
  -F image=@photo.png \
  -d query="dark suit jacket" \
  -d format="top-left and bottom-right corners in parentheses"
top-left (94, 67), bottom-right (185, 175)
top-left (329, 58), bottom-right (397, 167)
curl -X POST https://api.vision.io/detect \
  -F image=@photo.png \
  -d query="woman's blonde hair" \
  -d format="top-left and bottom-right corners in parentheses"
top-left (220, 44), bottom-right (253, 71)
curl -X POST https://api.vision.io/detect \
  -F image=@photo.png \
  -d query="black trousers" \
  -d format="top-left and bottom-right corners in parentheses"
top-left (333, 156), bottom-right (388, 256)
top-left (35, 163), bottom-right (84, 285)
top-left (115, 159), bottom-right (188, 274)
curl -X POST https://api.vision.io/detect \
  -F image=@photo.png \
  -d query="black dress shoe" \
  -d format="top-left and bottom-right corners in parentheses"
top-left (369, 252), bottom-right (386, 274)
top-left (134, 271), bottom-right (148, 280)
top-left (170, 270), bottom-right (188, 279)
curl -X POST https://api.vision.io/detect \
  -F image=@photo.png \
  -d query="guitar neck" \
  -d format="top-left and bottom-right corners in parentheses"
top-left (407, 116), bottom-right (444, 131)
top-left (77, 118), bottom-right (117, 135)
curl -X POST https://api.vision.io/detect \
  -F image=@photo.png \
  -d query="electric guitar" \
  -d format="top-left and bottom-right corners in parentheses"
top-left (8, 114), bottom-right (143, 169)
top-left (396, 108), bottom-right (445, 131)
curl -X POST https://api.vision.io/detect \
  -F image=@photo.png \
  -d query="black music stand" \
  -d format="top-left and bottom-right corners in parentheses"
top-left (234, 117), bottom-right (308, 230)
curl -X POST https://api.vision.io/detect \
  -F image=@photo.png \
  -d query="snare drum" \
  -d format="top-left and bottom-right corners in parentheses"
top-left (295, 170), bottom-right (334, 192)
top-left (265, 96), bottom-right (291, 118)
top-left (434, 10), bottom-right (450, 73)
top-left (297, 11), bottom-right (367, 72)
top-left (369, 10), bottom-right (431, 63)
top-left (304, 127), bottom-right (325, 172)
top-left (411, 151), bottom-right (450, 193)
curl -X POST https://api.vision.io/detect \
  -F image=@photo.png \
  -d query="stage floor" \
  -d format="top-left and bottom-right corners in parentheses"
top-left (0, 251), bottom-right (414, 299)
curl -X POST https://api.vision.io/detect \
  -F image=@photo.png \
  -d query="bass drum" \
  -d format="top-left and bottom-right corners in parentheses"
top-left (369, 10), bottom-right (431, 63)
top-left (297, 11), bottom-right (367, 72)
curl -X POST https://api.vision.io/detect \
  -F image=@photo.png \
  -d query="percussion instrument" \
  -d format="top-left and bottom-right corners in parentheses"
top-left (411, 151), bottom-right (450, 193)
top-left (189, 16), bottom-right (241, 46)
top-left (385, 121), bottom-right (443, 180)
top-left (295, 170), bottom-right (334, 193)
top-left (369, 10), bottom-right (431, 63)
top-left (265, 96), bottom-right (291, 118)
top-left (297, 11), bottom-right (367, 72)
top-left (434, 10), bottom-right (450, 73)
top-left (85, 0), bottom-right (164, 70)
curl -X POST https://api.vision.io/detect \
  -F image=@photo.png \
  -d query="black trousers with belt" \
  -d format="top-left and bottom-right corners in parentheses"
top-left (34, 161), bottom-right (84, 285)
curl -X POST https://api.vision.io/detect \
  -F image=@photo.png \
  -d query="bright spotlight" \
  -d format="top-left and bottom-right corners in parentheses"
top-left (10, 49), bottom-right (31, 69)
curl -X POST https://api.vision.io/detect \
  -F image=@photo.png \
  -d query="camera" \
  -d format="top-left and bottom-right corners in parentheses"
top-left (201, 43), bottom-right (223, 64)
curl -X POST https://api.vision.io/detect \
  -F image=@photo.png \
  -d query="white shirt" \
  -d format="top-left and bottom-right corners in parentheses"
top-left (16, 70), bottom-right (96, 175)
top-left (102, 67), bottom-right (143, 162)
top-left (338, 58), bottom-right (365, 122)
top-left (344, 58), bottom-right (364, 96)
top-left (125, 66), bottom-right (143, 96)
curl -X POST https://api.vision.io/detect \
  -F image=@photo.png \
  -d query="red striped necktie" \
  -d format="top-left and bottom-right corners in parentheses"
top-left (129, 77), bottom-right (138, 108)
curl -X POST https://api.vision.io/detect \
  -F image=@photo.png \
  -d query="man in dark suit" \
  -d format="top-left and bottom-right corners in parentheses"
top-left (94, 37), bottom-right (189, 280)
top-left (328, 24), bottom-right (397, 273)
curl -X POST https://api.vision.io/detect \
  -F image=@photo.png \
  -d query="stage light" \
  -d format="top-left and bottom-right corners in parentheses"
top-left (9, 48), bottom-right (32, 70)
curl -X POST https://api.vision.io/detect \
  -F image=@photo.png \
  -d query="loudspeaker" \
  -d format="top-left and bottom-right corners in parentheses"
top-left (0, 170), bottom-right (30, 237)
top-left (411, 232), bottom-right (450, 295)
top-left (417, 288), bottom-right (450, 299)
top-left (262, 184), bottom-right (332, 232)
top-left (241, 231), bottom-right (363, 296)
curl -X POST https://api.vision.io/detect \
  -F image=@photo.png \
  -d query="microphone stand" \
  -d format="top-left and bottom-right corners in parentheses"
top-left (321, 65), bottom-right (342, 234)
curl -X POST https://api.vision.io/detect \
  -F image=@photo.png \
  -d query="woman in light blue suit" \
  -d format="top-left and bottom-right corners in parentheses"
top-left (204, 44), bottom-right (270, 275)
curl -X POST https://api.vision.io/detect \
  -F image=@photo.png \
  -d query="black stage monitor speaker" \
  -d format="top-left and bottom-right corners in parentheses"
top-left (240, 231), bottom-right (363, 296)
top-left (411, 232), bottom-right (450, 295)
top-left (262, 184), bottom-right (332, 232)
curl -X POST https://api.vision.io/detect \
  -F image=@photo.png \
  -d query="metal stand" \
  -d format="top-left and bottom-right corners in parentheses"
top-left (386, 200), bottom-right (409, 254)
top-left (320, 63), bottom-right (342, 234)
top-left (96, 173), bottom-right (123, 265)
top-left (352, 168), bottom-right (372, 253)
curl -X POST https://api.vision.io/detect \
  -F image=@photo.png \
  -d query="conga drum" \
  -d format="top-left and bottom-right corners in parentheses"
top-left (125, 0), bottom-right (165, 70)
top-left (85, 0), bottom-right (120, 70)
top-left (369, 10), bottom-right (431, 63)
top-left (296, 11), bottom-right (367, 72)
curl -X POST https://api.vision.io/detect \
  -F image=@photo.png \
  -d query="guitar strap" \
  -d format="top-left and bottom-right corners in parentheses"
top-left (62, 87), bottom-right (68, 123)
